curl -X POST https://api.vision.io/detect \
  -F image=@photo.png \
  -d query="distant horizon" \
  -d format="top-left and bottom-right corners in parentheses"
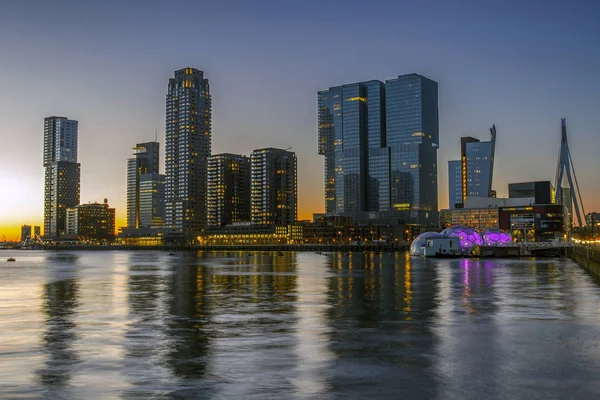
top-left (1, 0), bottom-right (599, 238)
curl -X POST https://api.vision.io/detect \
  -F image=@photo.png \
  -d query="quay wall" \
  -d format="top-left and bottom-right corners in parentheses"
top-left (571, 245), bottom-right (600, 280)
top-left (42, 243), bottom-right (410, 253)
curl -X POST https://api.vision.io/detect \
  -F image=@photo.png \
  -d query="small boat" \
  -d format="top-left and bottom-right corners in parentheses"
top-left (168, 253), bottom-right (175, 256)
top-left (7, 258), bottom-right (16, 262)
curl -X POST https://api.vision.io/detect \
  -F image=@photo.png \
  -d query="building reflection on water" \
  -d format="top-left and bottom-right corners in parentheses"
top-left (18, 251), bottom-right (600, 398)
top-left (325, 252), bottom-right (440, 398)
top-left (37, 254), bottom-right (81, 394)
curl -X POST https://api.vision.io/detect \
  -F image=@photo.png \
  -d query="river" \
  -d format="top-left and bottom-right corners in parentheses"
top-left (1, 251), bottom-right (600, 399)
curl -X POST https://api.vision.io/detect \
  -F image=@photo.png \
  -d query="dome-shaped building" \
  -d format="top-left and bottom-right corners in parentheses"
top-left (410, 232), bottom-right (442, 256)
top-left (440, 225), bottom-right (483, 252)
top-left (482, 229), bottom-right (512, 246)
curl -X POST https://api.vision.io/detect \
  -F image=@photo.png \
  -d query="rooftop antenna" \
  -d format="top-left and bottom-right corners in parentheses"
top-left (155, 129), bottom-right (158, 142)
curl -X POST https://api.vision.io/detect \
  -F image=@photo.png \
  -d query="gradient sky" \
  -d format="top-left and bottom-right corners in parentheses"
top-left (1, 0), bottom-right (599, 239)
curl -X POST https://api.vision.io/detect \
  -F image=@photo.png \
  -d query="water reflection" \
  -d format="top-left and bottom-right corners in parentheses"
top-left (37, 256), bottom-right (80, 395)
top-left (326, 253), bottom-right (440, 398)
top-left (2, 252), bottom-right (600, 398)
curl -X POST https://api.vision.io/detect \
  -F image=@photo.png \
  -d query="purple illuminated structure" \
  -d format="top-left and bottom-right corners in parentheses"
top-left (441, 225), bottom-right (483, 251)
top-left (409, 232), bottom-right (442, 256)
top-left (482, 229), bottom-right (512, 246)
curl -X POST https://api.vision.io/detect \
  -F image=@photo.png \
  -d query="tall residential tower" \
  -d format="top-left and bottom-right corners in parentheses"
top-left (447, 126), bottom-right (497, 208)
top-left (251, 148), bottom-right (297, 226)
top-left (164, 67), bottom-right (211, 242)
top-left (126, 142), bottom-right (161, 228)
top-left (207, 154), bottom-right (251, 226)
top-left (43, 116), bottom-right (80, 237)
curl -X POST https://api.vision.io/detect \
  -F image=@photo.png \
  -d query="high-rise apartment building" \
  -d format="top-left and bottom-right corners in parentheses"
top-left (251, 148), bottom-right (297, 226)
top-left (33, 226), bottom-right (41, 238)
top-left (207, 154), bottom-right (251, 226)
top-left (43, 116), bottom-right (80, 237)
top-left (318, 74), bottom-right (439, 225)
top-left (447, 126), bottom-right (497, 208)
top-left (138, 173), bottom-right (166, 228)
top-left (126, 142), bottom-right (161, 228)
top-left (165, 67), bottom-right (211, 242)
top-left (20, 225), bottom-right (31, 243)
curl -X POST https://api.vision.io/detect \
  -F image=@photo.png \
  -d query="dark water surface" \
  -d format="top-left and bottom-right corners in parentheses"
top-left (1, 251), bottom-right (600, 399)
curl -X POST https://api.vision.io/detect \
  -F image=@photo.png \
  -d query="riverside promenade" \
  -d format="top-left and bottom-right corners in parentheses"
top-left (42, 243), bottom-right (410, 253)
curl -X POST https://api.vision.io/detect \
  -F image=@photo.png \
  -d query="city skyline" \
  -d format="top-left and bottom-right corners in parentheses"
top-left (1, 0), bottom-right (600, 238)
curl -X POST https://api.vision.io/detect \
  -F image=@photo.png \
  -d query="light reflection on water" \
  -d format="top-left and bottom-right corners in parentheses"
top-left (0, 251), bottom-right (600, 399)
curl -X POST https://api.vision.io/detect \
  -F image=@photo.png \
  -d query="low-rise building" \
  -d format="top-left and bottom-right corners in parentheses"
top-left (66, 199), bottom-right (116, 241)
top-left (199, 223), bottom-right (303, 245)
top-left (499, 204), bottom-right (565, 242)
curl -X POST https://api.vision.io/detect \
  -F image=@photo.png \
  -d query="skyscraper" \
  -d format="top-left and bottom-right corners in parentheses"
top-left (318, 74), bottom-right (439, 225)
top-left (43, 116), bottom-right (80, 237)
top-left (448, 126), bottom-right (497, 208)
top-left (251, 148), bottom-right (297, 226)
top-left (207, 154), bottom-right (251, 226)
top-left (20, 225), bottom-right (31, 243)
top-left (165, 67), bottom-right (211, 242)
top-left (139, 174), bottom-right (166, 229)
top-left (126, 142), bottom-right (160, 228)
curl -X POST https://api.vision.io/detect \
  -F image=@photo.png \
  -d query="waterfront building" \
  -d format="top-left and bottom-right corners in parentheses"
top-left (126, 142), bottom-right (160, 228)
top-left (66, 199), bottom-right (116, 241)
top-left (33, 226), bottom-right (41, 238)
top-left (20, 225), bottom-right (31, 243)
top-left (508, 181), bottom-right (554, 205)
top-left (499, 204), bottom-right (564, 242)
top-left (43, 116), bottom-right (80, 237)
top-left (200, 223), bottom-right (303, 245)
top-left (251, 148), bottom-right (297, 226)
top-left (139, 173), bottom-right (166, 228)
top-left (586, 212), bottom-right (600, 228)
top-left (447, 126), bottom-right (497, 208)
top-left (318, 73), bottom-right (439, 225)
top-left (439, 208), bottom-right (500, 231)
top-left (165, 67), bottom-right (211, 242)
top-left (207, 153), bottom-right (251, 226)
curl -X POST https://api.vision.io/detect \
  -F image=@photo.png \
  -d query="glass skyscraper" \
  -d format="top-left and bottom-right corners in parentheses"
top-left (207, 153), bottom-right (251, 226)
top-left (318, 74), bottom-right (439, 225)
top-left (448, 125), bottom-right (497, 208)
top-left (251, 148), bottom-right (297, 226)
top-left (138, 174), bottom-right (166, 228)
top-left (43, 116), bottom-right (80, 237)
top-left (165, 67), bottom-right (211, 242)
top-left (126, 142), bottom-right (160, 228)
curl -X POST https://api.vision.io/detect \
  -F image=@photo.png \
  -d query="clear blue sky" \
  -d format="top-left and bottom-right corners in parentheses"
top-left (0, 0), bottom-right (599, 235)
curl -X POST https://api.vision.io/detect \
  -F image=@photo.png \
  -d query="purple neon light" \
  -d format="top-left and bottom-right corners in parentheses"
top-left (482, 229), bottom-right (512, 245)
top-left (440, 225), bottom-right (483, 250)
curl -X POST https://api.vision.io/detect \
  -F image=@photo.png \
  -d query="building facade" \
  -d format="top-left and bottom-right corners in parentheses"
top-left (33, 226), bottom-right (41, 238)
top-left (207, 153), bottom-right (251, 226)
top-left (66, 199), bottom-right (116, 241)
top-left (318, 73), bottom-right (439, 225)
top-left (20, 225), bottom-right (32, 243)
top-left (251, 148), bottom-right (297, 226)
top-left (508, 181), bottom-right (554, 205)
top-left (43, 116), bottom-right (80, 237)
top-left (139, 173), bottom-right (166, 228)
top-left (165, 67), bottom-right (211, 242)
top-left (499, 204), bottom-right (564, 242)
top-left (448, 126), bottom-right (497, 208)
top-left (126, 142), bottom-right (160, 228)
